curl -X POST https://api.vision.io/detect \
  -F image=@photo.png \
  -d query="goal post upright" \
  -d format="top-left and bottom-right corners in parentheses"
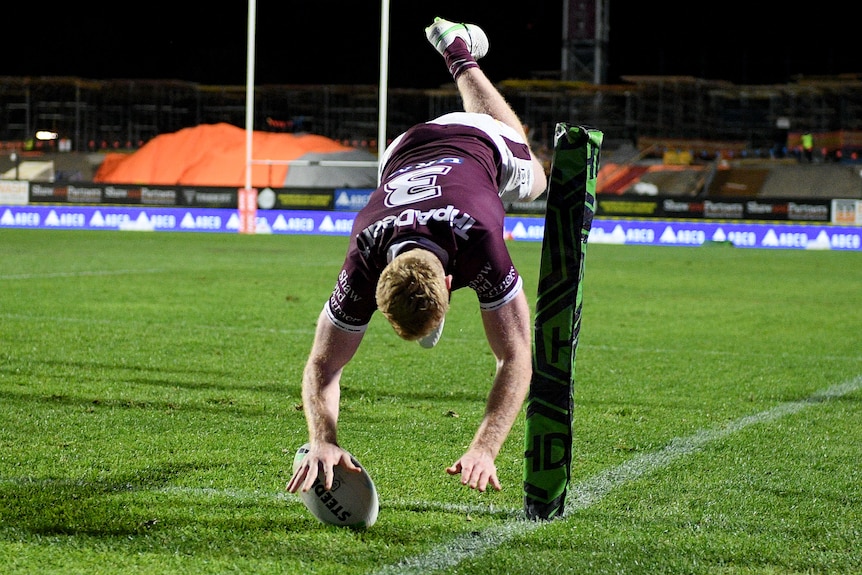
top-left (240, 0), bottom-right (258, 234)
top-left (239, 0), bottom-right (388, 234)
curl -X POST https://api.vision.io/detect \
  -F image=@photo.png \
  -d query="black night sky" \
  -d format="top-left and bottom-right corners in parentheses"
top-left (5, 2), bottom-right (857, 88)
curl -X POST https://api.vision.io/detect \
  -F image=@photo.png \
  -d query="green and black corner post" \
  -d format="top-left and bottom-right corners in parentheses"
top-left (524, 123), bottom-right (603, 520)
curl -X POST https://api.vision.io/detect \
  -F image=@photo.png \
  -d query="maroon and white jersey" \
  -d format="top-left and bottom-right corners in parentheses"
top-left (325, 112), bottom-right (536, 334)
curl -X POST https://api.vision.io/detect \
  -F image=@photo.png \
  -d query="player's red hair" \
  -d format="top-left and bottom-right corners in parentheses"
top-left (376, 249), bottom-right (448, 340)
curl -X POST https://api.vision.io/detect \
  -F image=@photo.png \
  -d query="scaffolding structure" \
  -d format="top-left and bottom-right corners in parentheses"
top-left (2, 74), bottom-right (861, 155)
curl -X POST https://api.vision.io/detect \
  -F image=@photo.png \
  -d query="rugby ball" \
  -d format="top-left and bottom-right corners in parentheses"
top-left (292, 443), bottom-right (379, 528)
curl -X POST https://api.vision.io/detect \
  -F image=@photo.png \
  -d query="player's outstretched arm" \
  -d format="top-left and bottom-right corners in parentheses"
top-left (446, 290), bottom-right (533, 491)
top-left (287, 310), bottom-right (364, 493)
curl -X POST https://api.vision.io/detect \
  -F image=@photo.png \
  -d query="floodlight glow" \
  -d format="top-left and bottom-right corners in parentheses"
top-left (35, 130), bottom-right (58, 140)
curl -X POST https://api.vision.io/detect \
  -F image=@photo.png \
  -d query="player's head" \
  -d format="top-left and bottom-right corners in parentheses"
top-left (376, 249), bottom-right (449, 341)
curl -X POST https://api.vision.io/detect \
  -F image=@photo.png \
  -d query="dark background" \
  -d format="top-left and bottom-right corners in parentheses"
top-left (5, 1), bottom-right (858, 88)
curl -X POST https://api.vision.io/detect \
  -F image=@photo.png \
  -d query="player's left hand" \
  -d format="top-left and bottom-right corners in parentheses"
top-left (446, 450), bottom-right (502, 492)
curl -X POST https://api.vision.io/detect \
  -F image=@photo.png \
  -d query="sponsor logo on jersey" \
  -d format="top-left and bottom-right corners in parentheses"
top-left (356, 204), bottom-right (476, 258)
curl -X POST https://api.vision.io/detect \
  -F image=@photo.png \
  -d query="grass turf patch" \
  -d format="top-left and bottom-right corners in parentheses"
top-left (1, 229), bottom-right (860, 574)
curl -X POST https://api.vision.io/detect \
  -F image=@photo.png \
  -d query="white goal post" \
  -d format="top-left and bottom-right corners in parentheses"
top-left (240, 0), bottom-right (388, 233)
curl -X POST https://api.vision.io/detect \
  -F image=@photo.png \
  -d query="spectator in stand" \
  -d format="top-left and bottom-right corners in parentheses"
top-left (801, 132), bottom-right (814, 163)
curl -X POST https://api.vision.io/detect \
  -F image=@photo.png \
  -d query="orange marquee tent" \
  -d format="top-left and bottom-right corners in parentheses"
top-left (94, 123), bottom-right (378, 188)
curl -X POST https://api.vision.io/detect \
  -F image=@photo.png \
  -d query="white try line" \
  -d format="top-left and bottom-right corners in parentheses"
top-left (367, 376), bottom-right (862, 575)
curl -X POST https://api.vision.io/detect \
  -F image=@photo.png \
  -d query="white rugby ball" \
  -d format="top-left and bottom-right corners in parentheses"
top-left (292, 443), bottom-right (379, 528)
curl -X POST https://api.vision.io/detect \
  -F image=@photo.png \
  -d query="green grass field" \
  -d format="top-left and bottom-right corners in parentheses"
top-left (1, 228), bottom-right (860, 574)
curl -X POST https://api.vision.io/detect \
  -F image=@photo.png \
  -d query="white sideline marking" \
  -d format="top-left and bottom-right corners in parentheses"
top-left (0, 269), bottom-right (164, 280)
top-left (367, 377), bottom-right (862, 575)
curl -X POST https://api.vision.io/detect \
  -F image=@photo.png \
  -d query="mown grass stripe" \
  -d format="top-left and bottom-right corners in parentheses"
top-left (0, 269), bottom-right (165, 280)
